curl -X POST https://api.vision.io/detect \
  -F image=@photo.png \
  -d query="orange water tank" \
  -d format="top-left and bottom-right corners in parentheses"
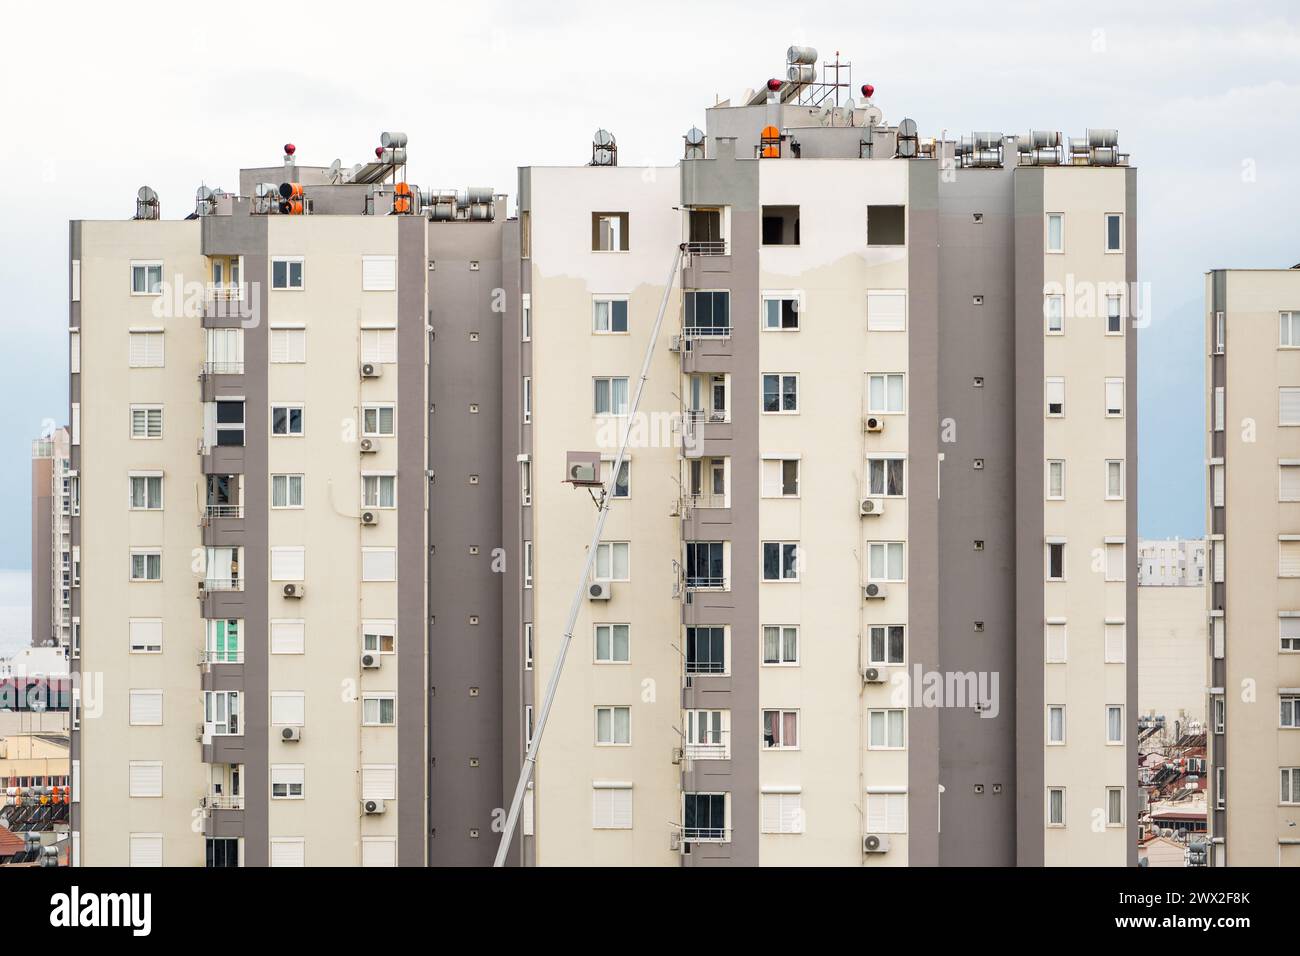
top-left (760, 125), bottom-right (781, 158)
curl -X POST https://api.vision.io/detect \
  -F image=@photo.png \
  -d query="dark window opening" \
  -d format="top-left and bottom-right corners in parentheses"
top-left (867, 205), bottom-right (906, 245)
top-left (761, 205), bottom-right (800, 246)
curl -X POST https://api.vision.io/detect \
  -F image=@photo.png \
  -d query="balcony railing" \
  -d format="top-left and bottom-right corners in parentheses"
top-left (685, 660), bottom-right (726, 676)
top-left (685, 240), bottom-right (728, 256)
top-left (681, 826), bottom-right (730, 843)
top-left (202, 361), bottom-right (245, 375)
top-left (202, 794), bottom-right (245, 811)
top-left (206, 284), bottom-right (245, 302)
top-left (200, 578), bottom-right (242, 592)
top-left (200, 649), bottom-right (244, 665)
top-left (204, 504), bottom-right (243, 520)
top-left (685, 575), bottom-right (727, 591)
top-left (687, 493), bottom-right (728, 510)
top-left (684, 734), bottom-right (730, 760)
top-left (682, 325), bottom-right (732, 339)
top-left (684, 409), bottom-right (730, 425)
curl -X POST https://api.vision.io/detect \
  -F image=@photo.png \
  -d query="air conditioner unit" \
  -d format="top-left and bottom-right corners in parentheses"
top-left (669, 832), bottom-right (682, 851)
top-left (281, 726), bottom-right (302, 742)
top-left (361, 652), bottom-right (381, 669)
top-left (196, 722), bottom-right (210, 743)
top-left (863, 582), bottom-right (888, 600)
top-left (860, 497), bottom-right (885, 516)
top-left (362, 798), bottom-right (387, 815)
top-left (863, 833), bottom-right (891, 854)
top-left (360, 362), bottom-right (382, 378)
top-left (588, 581), bottom-right (612, 601)
top-left (671, 747), bottom-right (684, 765)
top-left (669, 335), bottom-right (683, 352)
top-left (359, 438), bottom-right (380, 454)
top-left (361, 511), bottom-right (379, 526)
top-left (569, 462), bottom-right (597, 484)
top-left (863, 666), bottom-right (885, 684)
top-left (282, 582), bottom-right (304, 599)
top-left (864, 416), bottom-right (884, 433)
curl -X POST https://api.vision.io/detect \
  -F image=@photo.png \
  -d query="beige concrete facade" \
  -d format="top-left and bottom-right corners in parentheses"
top-left (1138, 585), bottom-right (1206, 732)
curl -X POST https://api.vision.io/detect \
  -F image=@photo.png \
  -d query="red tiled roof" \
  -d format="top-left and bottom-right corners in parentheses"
top-left (0, 827), bottom-right (25, 857)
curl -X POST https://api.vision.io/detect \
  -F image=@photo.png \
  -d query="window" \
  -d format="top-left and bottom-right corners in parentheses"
top-left (1045, 377), bottom-right (1065, 416)
top-left (1282, 696), bottom-right (1300, 728)
top-left (1105, 541), bottom-right (1126, 582)
top-left (362, 693), bottom-right (396, 726)
top-left (602, 459), bottom-right (630, 498)
top-left (362, 474), bottom-right (396, 509)
top-left (595, 705), bottom-right (630, 745)
top-left (522, 541), bottom-right (533, 588)
top-left (594, 624), bottom-right (630, 663)
top-left (206, 618), bottom-right (241, 663)
top-left (683, 291), bottom-right (731, 336)
top-left (1105, 623), bottom-right (1126, 663)
top-left (868, 541), bottom-right (904, 582)
top-left (361, 255), bottom-right (396, 291)
top-left (1106, 294), bottom-right (1123, 334)
top-left (520, 211), bottom-right (531, 259)
top-left (762, 626), bottom-right (799, 665)
top-left (684, 710), bottom-right (729, 759)
top-left (593, 377), bottom-right (630, 415)
top-left (1106, 705), bottom-right (1124, 744)
top-left (762, 709), bottom-right (799, 749)
top-left (130, 261), bottom-right (163, 295)
top-left (1047, 788), bottom-right (1066, 826)
top-left (762, 541), bottom-right (800, 581)
top-left (128, 762), bottom-right (163, 798)
top-left (1282, 312), bottom-right (1300, 348)
top-left (522, 376), bottom-right (532, 424)
top-left (1105, 213), bottom-right (1123, 252)
top-left (1047, 705), bottom-right (1066, 744)
top-left (70, 329), bottom-right (80, 373)
top-left (592, 785), bottom-right (633, 829)
top-left (204, 690), bottom-right (240, 735)
top-left (1045, 294), bottom-right (1064, 334)
top-left (130, 406), bottom-right (163, 439)
top-left (271, 765), bottom-right (304, 800)
top-left (685, 626), bottom-right (726, 675)
top-left (362, 620), bottom-right (395, 656)
top-left (521, 294), bottom-right (531, 341)
top-left (683, 793), bottom-right (728, 842)
top-left (1211, 462), bottom-right (1225, 508)
top-left (868, 456), bottom-right (905, 497)
top-left (271, 474), bottom-right (304, 509)
top-left (761, 292), bottom-right (800, 331)
top-left (359, 837), bottom-right (396, 868)
top-left (1105, 378), bottom-right (1124, 417)
top-left (761, 205), bottom-right (799, 246)
top-left (1282, 388), bottom-right (1300, 426)
top-left (1283, 768), bottom-right (1300, 804)
top-left (761, 792), bottom-right (804, 834)
top-left (868, 709), bottom-right (905, 749)
top-left (759, 458), bottom-right (799, 498)
top-left (1106, 787), bottom-right (1124, 826)
top-left (128, 331), bottom-right (164, 367)
top-left (520, 460), bottom-right (532, 506)
top-left (271, 619), bottom-right (305, 655)
top-left (1045, 623), bottom-right (1067, 663)
top-left (1106, 460), bottom-right (1124, 500)
top-left (271, 404), bottom-right (304, 436)
top-left (270, 692), bottom-right (304, 727)
top-left (869, 624), bottom-right (905, 665)
top-left (524, 623), bottom-right (534, 670)
top-left (1047, 460), bottom-right (1065, 500)
top-left (130, 549), bottom-right (162, 581)
top-left (129, 618), bottom-right (162, 654)
top-left (361, 328), bottom-right (397, 364)
top-left (271, 257), bottom-right (304, 290)
top-left (594, 541), bottom-right (629, 581)
top-left (361, 547), bottom-right (397, 581)
top-left (207, 838), bottom-right (239, 869)
top-left (762, 373), bottom-right (798, 413)
top-left (866, 290), bottom-right (907, 331)
top-left (867, 204), bottom-right (906, 246)
top-left (128, 690), bottom-right (163, 726)
top-left (867, 373), bottom-right (904, 414)
top-left (592, 296), bottom-right (628, 333)
top-left (269, 327), bottom-right (306, 363)
top-left (215, 400), bottom-right (245, 446)
top-left (269, 838), bottom-right (304, 868)
top-left (206, 327), bottom-right (243, 373)
top-left (685, 541), bottom-right (725, 589)
top-left (129, 474), bottom-right (163, 510)
top-left (270, 547), bottom-right (305, 582)
top-left (1282, 538), bottom-right (1300, 577)
top-left (865, 791), bottom-right (907, 833)
top-left (1045, 213), bottom-right (1063, 252)
top-left (1282, 616), bottom-right (1300, 652)
top-left (1215, 310), bottom-right (1225, 353)
top-left (1046, 541), bottom-right (1066, 581)
top-left (592, 212), bottom-right (629, 251)
top-left (129, 834), bottom-right (164, 867)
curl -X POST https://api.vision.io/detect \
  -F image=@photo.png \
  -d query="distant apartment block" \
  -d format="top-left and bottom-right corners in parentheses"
top-left (68, 47), bottom-right (1136, 867)
top-left (1138, 537), bottom-right (1206, 586)
top-left (1206, 266), bottom-right (1300, 867)
top-left (31, 426), bottom-right (74, 650)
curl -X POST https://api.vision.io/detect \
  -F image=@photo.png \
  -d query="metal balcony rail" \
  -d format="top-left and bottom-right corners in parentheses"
top-left (201, 794), bottom-right (245, 811)
top-left (680, 825), bottom-right (731, 842)
top-left (685, 240), bottom-right (728, 256)
top-left (202, 361), bottom-right (245, 375)
top-left (205, 284), bottom-right (245, 302)
top-left (684, 732), bottom-right (731, 760)
top-left (687, 493), bottom-right (728, 510)
top-left (199, 577), bottom-right (242, 592)
top-left (684, 409), bottom-right (730, 425)
top-left (682, 325), bottom-right (732, 339)
top-left (684, 660), bottom-right (726, 676)
top-left (684, 575), bottom-right (727, 590)
top-left (199, 649), bottom-right (244, 665)
top-left (203, 504), bottom-right (243, 520)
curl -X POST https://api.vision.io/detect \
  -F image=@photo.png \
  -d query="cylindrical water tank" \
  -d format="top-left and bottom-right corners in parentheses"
top-left (463, 186), bottom-right (494, 204)
top-left (380, 131), bottom-right (408, 148)
top-left (786, 45), bottom-right (818, 65)
top-left (378, 147), bottom-right (407, 165)
top-left (973, 131), bottom-right (1002, 150)
top-left (786, 63), bottom-right (814, 84)
top-left (1088, 128), bottom-right (1118, 148)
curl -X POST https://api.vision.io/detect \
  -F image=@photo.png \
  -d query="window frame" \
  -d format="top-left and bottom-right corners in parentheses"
top-left (130, 261), bottom-right (164, 296)
top-left (867, 541), bottom-right (905, 583)
top-left (1045, 212), bottom-right (1064, 253)
top-left (270, 404), bottom-right (305, 437)
top-left (361, 692), bottom-right (397, 727)
top-left (591, 295), bottom-right (630, 335)
top-left (592, 376), bottom-right (631, 416)
top-left (868, 624), bottom-right (906, 666)
top-left (867, 709), bottom-right (906, 750)
top-left (1104, 213), bottom-right (1123, 253)
top-left (593, 541), bottom-right (630, 582)
top-left (761, 373), bottom-right (799, 415)
top-left (270, 256), bottom-right (305, 291)
top-left (761, 541), bottom-right (801, 582)
top-left (593, 623), bottom-right (631, 664)
top-left (761, 708), bottom-right (800, 750)
top-left (594, 705), bottom-right (631, 746)
top-left (361, 404), bottom-right (396, 438)
top-left (760, 290), bottom-right (802, 332)
top-left (271, 474), bottom-right (304, 510)
top-left (761, 625), bottom-right (799, 666)
top-left (129, 405), bottom-right (164, 440)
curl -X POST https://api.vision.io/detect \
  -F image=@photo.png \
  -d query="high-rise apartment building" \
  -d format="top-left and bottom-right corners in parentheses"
top-left (1205, 266), bottom-right (1300, 867)
top-left (31, 426), bottom-right (74, 650)
top-left (1138, 537), bottom-right (1206, 586)
top-left (69, 48), bottom-right (1136, 867)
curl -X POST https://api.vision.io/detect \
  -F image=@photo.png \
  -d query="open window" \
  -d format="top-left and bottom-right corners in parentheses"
top-left (761, 205), bottom-right (800, 246)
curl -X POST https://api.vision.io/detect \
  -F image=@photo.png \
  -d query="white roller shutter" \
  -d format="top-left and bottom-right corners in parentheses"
top-left (362, 256), bottom-right (397, 291)
top-left (270, 328), bottom-right (306, 363)
top-left (128, 762), bottom-right (163, 797)
top-left (128, 331), bottom-right (164, 367)
top-left (1105, 624), bottom-right (1127, 663)
top-left (1212, 464), bottom-right (1225, 508)
top-left (1280, 464), bottom-right (1300, 501)
top-left (361, 548), bottom-right (397, 581)
top-left (1213, 617), bottom-right (1225, 659)
top-left (270, 547), bottom-right (305, 581)
top-left (361, 765), bottom-right (397, 801)
top-left (1213, 541), bottom-right (1225, 582)
top-left (592, 785), bottom-right (633, 829)
top-left (361, 838), bottom-right (397, 867)
top-left (129, 834), bottom-right (163, 867)
top-left (1281, 540), bottom-right (1300, 577)
top-left (270, 620), bottom-right (305, 655)
top-left (760, 792), bottom-right (803, 833)
top-left (361, 329), bottom-right (397, 364)
top-left (866, 792), bottom-right (907, 833)
top-left (866, 291), bottom-right (907, 331)
top-left (129, 690), bottom-right (163, 726)
top-left (1282, 388), bottom-right (1300, 425)
top-left (270, 692), bottom-right (305, 726)
top-left (270, 838), bottom-right (305, 867)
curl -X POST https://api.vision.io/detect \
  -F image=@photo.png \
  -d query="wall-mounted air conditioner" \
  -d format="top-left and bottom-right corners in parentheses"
top-left (282, 583), bottom-right (304, 599)
top-left (860, 497), bottom-right (885, 516)
top-left (359, 438), bottom-right (380, 454)
top-left (361, 511), bottom-right (379, 526)
top-left (362, 799), bottom-right (387, 815)
top-left (864, 417), bottom-right (884, 433)
top-left (281, 726), bottom-right (302, 742)
top-left (360, 363), bottom-right (382, 379)
top-left (863, 583), bottom-right (887, 600)
top-left (862, 667), bottom-right (886, 684)
top-left (588, 581), bottom-right (612, 601)
top-left (863, 834), bottom-right (891, 854)
top-left (361, 652), bottom-right (381, 669)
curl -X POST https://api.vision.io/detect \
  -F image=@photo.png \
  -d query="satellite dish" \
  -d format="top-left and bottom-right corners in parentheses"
top-left (325, 159), bottom-right (342, 183)
top-left (817, 107), bottom-right (833, 127)
top-left (684, 126), bottom-right (704, 147)
top-left (835, 105), bottom-right (855, 127)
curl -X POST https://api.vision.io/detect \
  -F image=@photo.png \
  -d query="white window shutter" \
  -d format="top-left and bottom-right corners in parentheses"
top-left (270, 547), bottom-right (305, 581)
top-left (1212, 618), bottom-right (1225, 659)
top-left (128, 762), bottom-right (163, 797)
top-left (1282, 389), bottom-right (1300, 425)
top-left (362, 548), bottom-right (397, 581)
top-left (129, 834), bottom-right (163, 867)
top-left (362, 256), bottom-right (397, 291)
top-left (129, 690), bottom-right (163, 725)
top-left (270, 839), bottom-right (305, 867)
top-left (1105, 624), bottom-right (1126, 663)
top-left (270, 620), bottom-right (305, 654)
top-left (271, 693), bottom-right (305, 726)
top-left (361, 838), bottom-right (397, 867)
top-left (361, 765), bottom-right (397, 800)
top-left (1282, 465), bottom-right (1300, 501)
top-left (1281, 540), bottom-right (1300, 577)
top-left (361, 329), bottom-right (397, 364)
top-left (866, 291), bottom-right (907, 331)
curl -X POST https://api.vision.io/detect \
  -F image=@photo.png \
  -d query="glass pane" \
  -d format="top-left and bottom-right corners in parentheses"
top-left (888, 375), bottom-right (904, 411)
top-left (763, 627), bottom-right (779, 663)
top-left (611, 300), bottom-right (627, 332)
top-left (888, 626), bottom-right (904, 662)
top-left (613, 625), bottom-right (629, 660)
top-left (597, 708), bottom-right (611, 741)
top-left (782, 377), bottom-right (797, 411)
top-left (594, 380), bottom-right (609, 414)
top-left (763, 376), bottom-right (779, 412)
top-left (612, 544), bottom-right (629, 580)
top-left (763, 543), bottom-right (780, 580)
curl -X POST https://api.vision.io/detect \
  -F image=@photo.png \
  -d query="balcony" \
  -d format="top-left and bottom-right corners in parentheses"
top-left (200, 649), bottom-right (244, 666)
top-left (684, 732), bottom-right (730, 761)
top-left (200, 578), bottom-right (242, 592)
top-left (684, 574), bottom-right (727, 591)
top-left (202, 793), bottom-right (244, 811)
top-left (685, 240), bottom-right (728, 256)
top-left (686, 492), bottom-right (728, 511)
top-left (203, 504), bottom-right (243, 520)
top-left (202, 361), bottom-right (244, 376)
top-left (682, 324), bottom-right (731, 340)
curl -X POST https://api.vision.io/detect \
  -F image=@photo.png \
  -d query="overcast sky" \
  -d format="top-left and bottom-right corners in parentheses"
top-left (1, 0), bottom-right (1297, 572)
